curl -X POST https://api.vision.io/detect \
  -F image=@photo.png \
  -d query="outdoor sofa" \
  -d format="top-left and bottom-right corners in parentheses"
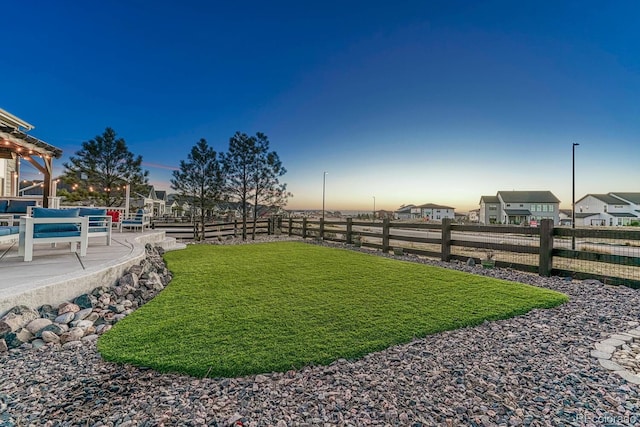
top-left (0, 199), bottom-right (38, 226)
top-left (0, 226), bottom-right (19, 244)
top-left (18, 207), bottom-right (112, 261)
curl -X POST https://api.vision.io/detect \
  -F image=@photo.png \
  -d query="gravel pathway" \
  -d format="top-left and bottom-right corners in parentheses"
top-left (2, 239), bottom-right (640, 426)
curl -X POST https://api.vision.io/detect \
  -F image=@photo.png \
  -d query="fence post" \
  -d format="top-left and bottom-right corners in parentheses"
top-left (268, 218), bottom-right (272, 235)
top-left (346, 218), bottom-right (353, 244)
top-left (382, 219), bottom-right (390, 253)
top-left (234, 219), bottom-right (238, 237)
top-left (320, 218), bottom-right (325, 240)
top-left (302, 218), bottom-right (307, 239)
top-left (288, 218), bottom-right (293, 236)
top-left (441, 218), bottom-right (452, 262)
top-left (539, 219), bottom-right (554, 277)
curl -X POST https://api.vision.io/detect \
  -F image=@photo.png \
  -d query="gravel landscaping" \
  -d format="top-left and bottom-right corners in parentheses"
top-left (2, 237), bottom-right (640, 426)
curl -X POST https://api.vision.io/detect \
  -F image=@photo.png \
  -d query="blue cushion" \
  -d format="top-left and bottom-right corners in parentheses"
top-left (0, 226), bottom-right (19, 236)
top-left (6, 200), bottom-right (36, 214)
top-left (34, 230), bottom-right (81, 239)
top-left (0, 200), bottom-right (8, 213)
top-left (78, 208), bottom-right (107, 217)
top-left (32, 208), bottom-right (80, 234)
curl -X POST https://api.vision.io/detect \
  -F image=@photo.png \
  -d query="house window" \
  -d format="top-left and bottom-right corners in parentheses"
top-left (489, 206), bottom-right (497, 211)
top-left (537, 205), bottom-right (542, 211)
top-left (519, 204), bottom-right (524, 208)
top-left (604, 205), bottom-right (608, 212)
top-left (549, 205), bottom-right (554, 212)
top-left (530, 205), bottom-right (536, 212)
top-left (506, 204), bottom-right (511, 207)
top-left (542, 205), bottom-right (548, 212)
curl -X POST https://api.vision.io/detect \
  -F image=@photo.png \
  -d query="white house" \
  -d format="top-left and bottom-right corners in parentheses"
top-left (479, 191), bottom-right (561, 225)
top-left (394, 204), bottom-right (415, 220)
top-left (574, 193), bottom-right (640, 226)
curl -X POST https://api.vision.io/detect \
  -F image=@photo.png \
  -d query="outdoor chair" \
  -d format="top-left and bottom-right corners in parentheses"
top-left (79, 207), bottom-right (112, 245)
top-left (120, 209), bottom-right (151, 232)
top-left (18, 207), bottom-right (89, 262)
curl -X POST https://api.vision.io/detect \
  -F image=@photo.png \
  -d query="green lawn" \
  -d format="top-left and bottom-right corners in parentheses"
top-left (97, 241), bottom-right (567, 378)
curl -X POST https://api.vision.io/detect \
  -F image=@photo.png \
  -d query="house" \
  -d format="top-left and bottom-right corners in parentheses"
top-left (133, 186), bottom-right (168, 217)
top-left (394, 204), bottom-right (415, 220)
top-left (394, 203), bottom-right (455, 221)
top-left (574, 193), bottom-right (640, 226)
top-left (479, 191), bottom-right (561, 225)
top-left (414, 203), bottom-right (455, 222)
top-left (559, 209), bottom-right (573, 226)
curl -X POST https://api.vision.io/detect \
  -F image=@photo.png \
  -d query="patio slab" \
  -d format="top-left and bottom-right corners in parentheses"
top-left (0, 230), bottom-right (185, 316)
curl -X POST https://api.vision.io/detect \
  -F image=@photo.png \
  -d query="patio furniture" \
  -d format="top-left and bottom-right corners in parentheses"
top-left (0, 225), bottom-right (19, 244)
top-left (79, 207), bottom-right (112, 245)
top-left (0, 199), bottom-right (38, 226)
top-left (120, 209), bottom-right (151, 232)
top-left (18, 208), bottom-right (89, 262)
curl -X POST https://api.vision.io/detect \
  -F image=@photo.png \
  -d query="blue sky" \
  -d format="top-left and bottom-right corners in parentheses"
top-left (3, 1), bottom-right (639, 211)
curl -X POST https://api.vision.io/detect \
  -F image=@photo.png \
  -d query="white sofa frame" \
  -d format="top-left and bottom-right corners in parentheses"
top-left (18, 216), bottom-right (89, 262)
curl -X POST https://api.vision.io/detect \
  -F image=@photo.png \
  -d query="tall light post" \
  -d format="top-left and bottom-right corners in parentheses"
top-left (322, 171), bottom-right (328, 222)
top-left (572, 143), bottom-right (579, 250)
top-left (373, 196), bottom-right (376, 221)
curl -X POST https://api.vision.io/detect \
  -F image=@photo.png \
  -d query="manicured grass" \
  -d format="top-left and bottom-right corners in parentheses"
top-left (97, 242), bottom-right (568, 378)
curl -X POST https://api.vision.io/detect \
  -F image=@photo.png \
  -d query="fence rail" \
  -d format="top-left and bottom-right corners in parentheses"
top-left (152, 219), bottom-right (276, 240)
top-left (287, 218), bottom-right (640, 288)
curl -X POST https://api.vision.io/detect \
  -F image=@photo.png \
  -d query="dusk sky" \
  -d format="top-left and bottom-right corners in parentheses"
top-left (3, 1), bottom-right (639, 212)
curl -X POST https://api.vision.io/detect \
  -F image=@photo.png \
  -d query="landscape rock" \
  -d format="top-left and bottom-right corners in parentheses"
top-left (25, 318), bottom-right (52, 335)
top-left (57, 302), bottom-right (80, 315)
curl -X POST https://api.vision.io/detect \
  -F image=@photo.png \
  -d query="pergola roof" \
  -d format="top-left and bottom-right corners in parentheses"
top-left (0, 126), bottom-right (63, 159)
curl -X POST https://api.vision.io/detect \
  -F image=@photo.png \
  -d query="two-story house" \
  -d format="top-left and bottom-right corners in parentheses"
top-left (479, 191), bottom-right (561, 225)
top-left (394, 203), bottom-right (455, 221)
top-left (574, 193), bottom-right (640, 226)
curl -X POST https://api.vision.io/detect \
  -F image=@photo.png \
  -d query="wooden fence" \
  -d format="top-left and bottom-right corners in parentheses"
top-left (286, 218), bottom-right (640, 288)
top-left (151, 218), bottom-right (277, 240)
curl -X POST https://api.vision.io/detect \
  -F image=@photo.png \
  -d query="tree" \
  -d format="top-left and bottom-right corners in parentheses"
top-left (221, 132), bottom-right (256, 240)
top-left (170, 138), bottom-right (223, 241)
top-left (61, 127), bottom-right (148, 207)
top-left (250, 132), bottom-right (291, 239)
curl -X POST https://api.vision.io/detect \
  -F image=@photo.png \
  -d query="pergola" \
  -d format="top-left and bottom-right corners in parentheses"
top-left (0, 108), bottom-right (63, 208)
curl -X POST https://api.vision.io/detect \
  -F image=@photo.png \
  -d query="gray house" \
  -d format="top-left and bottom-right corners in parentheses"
top-left (574, 192), bottom-right (640, 226)
top-left (479, 191), bottom-right (561, 225)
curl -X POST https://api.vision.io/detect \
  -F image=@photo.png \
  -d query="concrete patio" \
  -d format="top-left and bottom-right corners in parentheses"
top-left (0, 230), bottom-right (185, 315)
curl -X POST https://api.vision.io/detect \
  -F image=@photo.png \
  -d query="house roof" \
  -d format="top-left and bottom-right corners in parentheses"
top-left (559, 209), bottom-right (573, 216)
top-left (608, 212), bottom-right (639, 218)
top-left (155, 190), bottom-right (167, 200)
top-left (394, 204), bottom-right (415, 213)
top-left (416, 203), bottom-right (454, 210)
top-left (480, 195), bottom-right (499, 204)
top-left (498, 191), bottom-right (560, 204)
top-left (580, 193), bottom-right (630, 205)
top-left (575, 212), bottom-right (599, 218)
top-left (504, 209), bottom-right (532, 216)
top-left (611, 193), bottom-right (640, 205)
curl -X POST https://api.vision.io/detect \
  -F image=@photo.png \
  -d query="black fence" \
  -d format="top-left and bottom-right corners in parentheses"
top-left (287, 218), bottom-right (640, 288)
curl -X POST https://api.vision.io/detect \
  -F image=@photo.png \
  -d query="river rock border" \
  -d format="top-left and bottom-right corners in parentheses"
top-left (0, 244), bottom-right (171, 353)
top-left (592, 323), bottom-right (640, 385)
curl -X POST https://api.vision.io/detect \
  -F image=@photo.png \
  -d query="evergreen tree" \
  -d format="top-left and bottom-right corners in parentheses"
top-left (221, 132), bottom-right (256, 240)
top-left (250, 132), bottom-right (290, 239)
top-left (61, 127), bottom-right (148, 207)
top-left (171, 138), bottom-right (223, 241)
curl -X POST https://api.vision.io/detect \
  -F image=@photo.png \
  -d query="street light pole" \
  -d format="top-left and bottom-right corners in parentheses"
top-left (373, 196), bottom-right (376, 221)
top-left (572, 143), bottom-right (579, 250)
top-left (322, 172), bottom-right (327, 223)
